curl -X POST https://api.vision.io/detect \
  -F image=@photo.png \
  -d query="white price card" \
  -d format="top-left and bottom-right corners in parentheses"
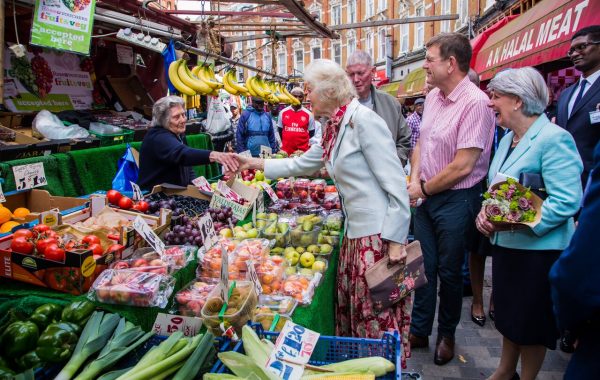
top-left (217, 181), bottom-right (242, 202)
top-left (260, 145), bottom-right (273, 159)
top-left (198, 213), bottom-right (218, 250)
top-left (219, 246), bottom-right (230, 302)
top-left (0, 183), bottom-right (5, 203)
top-left (192, 176), bottom-right (213, 193)
top-left (265, 321), bottom-right (320, 380)
top-left (132, 215), bottom-right (166, 256)
top-left (246, 259), bottom-right (263, 295)
top-left (260, 182), bottom-right (279, 202)
top-left (13, 163), bottom-right (48, 190)
top-left (153, 313), bottom-right (202, 337)
top-left (239, 150), bottom-right (253, 158)
top-left (130, 181), bottom-right (143, 201)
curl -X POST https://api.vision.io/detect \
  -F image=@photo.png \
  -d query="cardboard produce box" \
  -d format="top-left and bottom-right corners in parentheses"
top-left (2, 189), bottom-right (89, 224)
top-left (209, 180), bottom-right (262, 219)
top-left (0, 129), bottom-right (56, 160)
top-left (99, 75), bottom-right (154, 118)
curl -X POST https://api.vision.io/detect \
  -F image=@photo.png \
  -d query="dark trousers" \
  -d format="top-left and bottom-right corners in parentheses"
top-left (565, 328), bottom-right (600, 380)
top-left (410, 185), bottom-right (480, 338)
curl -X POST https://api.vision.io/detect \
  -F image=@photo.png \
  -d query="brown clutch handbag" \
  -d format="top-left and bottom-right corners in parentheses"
top-left (365, 240), bottom-right (427, 311)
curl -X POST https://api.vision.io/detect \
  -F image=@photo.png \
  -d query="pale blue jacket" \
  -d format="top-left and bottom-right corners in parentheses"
top-left (488, 114), bottom-right (583, 250)
top-left (264, 98), bottom-right (411, 243)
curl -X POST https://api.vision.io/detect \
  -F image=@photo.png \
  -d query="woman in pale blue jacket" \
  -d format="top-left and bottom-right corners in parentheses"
top-left (476, 67), bottom-right (583, 380)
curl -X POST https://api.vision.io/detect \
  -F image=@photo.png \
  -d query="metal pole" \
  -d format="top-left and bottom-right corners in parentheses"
top-left (0, 0), bottom-right (4, 105)
top-left (174, 41), bottom-right (288, 81)
top-left (330, 14), bottom-right (459, 30)
top-left (163, 10), bottom-right (295, 17)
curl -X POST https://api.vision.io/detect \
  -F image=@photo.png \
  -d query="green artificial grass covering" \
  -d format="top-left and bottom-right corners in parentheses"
top-left (0, 155), bottom-right (68, 196)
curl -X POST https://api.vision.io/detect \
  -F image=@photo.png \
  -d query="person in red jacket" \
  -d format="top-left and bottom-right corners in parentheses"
top-left (277, 87), bottom-right (316, 155)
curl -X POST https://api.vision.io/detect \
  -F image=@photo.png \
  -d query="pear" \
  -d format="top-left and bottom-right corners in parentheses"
top-left (256, 220), bottom-right (267, 229)
top-left (257, 212), bottom-right (268, 219)
top-left (271, 247), bottom-right (284, 254)
top-left (295, 246), bottom-right (305, 254)
top-left (265, 222), bottom-right (277, 235)
top-left (302, 220), bottom-right (314, 232)
top-left (242, 222), bottom-right (253, 231)
top-left (307, 244), bottom-right (319, 254)
top-left (284, 247), bottom-right (297, 255)
top-left (268, 213), bottom-right (278, 221)
top-left (246, 228), bottom-right (259, 238)
top-left (277, 222), bottom-right (289, 234)
top-left (319, 244), bottom-right (333, 254)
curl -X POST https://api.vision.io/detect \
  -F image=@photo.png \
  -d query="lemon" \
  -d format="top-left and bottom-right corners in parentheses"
top-left (0, 221), bottom-right (20, 233)
top-left (0, 207), bottom-right (12, 225)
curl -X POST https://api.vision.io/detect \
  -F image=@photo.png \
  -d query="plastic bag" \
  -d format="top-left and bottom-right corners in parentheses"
top-left (205, 96), bottom-right (231, 134)
top-left (111, 144), bottom-right (139, 192)
top-left (32, 110), bottom-right (90, 139)
top-left (89, 122), bottom-right (123, 135)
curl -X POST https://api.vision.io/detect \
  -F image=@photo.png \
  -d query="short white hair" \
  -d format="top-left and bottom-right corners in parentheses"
top-left (152, 96), bottom-right (185, 127)
top-left (304, 59), bottom-right (357, 107)
top-left (346, 50), bottom-right (373, 68)
top-left (487, 67), bottom-right (548, 117)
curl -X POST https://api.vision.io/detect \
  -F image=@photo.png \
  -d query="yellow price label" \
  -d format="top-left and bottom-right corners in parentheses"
top-left (81, 256), bottom-right (97, 278)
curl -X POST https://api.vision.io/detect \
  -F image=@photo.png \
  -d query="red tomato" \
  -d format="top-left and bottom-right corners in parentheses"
top-left (87, 243), bottom-right (104, 256)
top-left (131, 204), bottom-right (142, 212)
top-left (32, 224), bottom-right (50, 235)
top-left (107, 233), bottom-right (120, 241)
top-left (36, 237), bottom-right (58, 256)
top-left (82, 235), bottom-right (101, 246)
top-left (45, 230), bottom-right (58, 239)
top-left (106, 244), bottom-right (125, 254)
top-left (11, 236), bottom-right (34, 255)
top-left (65, 240), bottom-right (78, 250)
top-left (118, 196), bottom-right (133, 210)
top-left (44, 244), bottom-right (65, 262)
top-left (13, 229), bottom-right (34, 239)
top-left (106, 189), bottom-right (123, 205)
top-left (136, 201), bottom-right (150, 213)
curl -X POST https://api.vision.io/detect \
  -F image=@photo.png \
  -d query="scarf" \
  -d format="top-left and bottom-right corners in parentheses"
top-left (321, 105), bottom-right (348, 161)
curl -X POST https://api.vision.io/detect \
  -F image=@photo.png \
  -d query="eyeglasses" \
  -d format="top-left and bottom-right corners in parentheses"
top-left (567, 41), bottom-right (600, 56)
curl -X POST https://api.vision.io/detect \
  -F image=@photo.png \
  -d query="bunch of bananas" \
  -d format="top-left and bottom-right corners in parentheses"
top-left (222, 70), bottom-right (250, 97)
top-left (245, 75), bottom-right (301, 105)
top-left (168, 59), bottom-right (222, 96)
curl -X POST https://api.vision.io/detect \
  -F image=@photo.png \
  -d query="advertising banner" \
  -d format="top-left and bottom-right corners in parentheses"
top-left (30, 0), bottom-right (96, 55)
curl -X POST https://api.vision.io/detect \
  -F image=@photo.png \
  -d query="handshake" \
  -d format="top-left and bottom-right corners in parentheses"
top-left (208, 151), bottom-right (263, 177)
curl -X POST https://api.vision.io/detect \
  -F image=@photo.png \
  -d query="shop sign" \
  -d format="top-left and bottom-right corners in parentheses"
top-left (116, 44), bottom-right (134, 65)
top-left (30, 0), bottom-right (97, 55)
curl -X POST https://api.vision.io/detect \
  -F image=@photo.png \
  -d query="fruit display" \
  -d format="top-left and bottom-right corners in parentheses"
top-left (275, 179), bottom-right (293, 200)
top-left (309, 179), bottom-right (327, 202)
top-left (253, 255), bottom-right (287, 295)
top-left (201, 281), bottom-right (258, 336)
top-left (110, 252), bottom-right (172, 274)
top-left (0, 205), bottom-right (31, 234)
top-left (281, 274), bottom-right (317, 303)
top-left (197, 238), bottom-right (240, 281)
top-left (175, 280), bottom-right (217, 317)
top-left (229, 238), bottom-right (271, 270)
top-left (322, 191), bottom-right (342, 210)
top-left (90, 269), bottom-right (175, 307)
top-left (319, 211), bottom-right (344, 246)
top-left (106, 189), bottom-right (150, 213)
top-left (206, 206), bottom-right (239, 232)
top-left (293, 178), bottom-right (311, 200)
top-left (290, 216), bottom-right (321, 247)
top-left (164, 220), bottom-right (202, 246)
top-left (144, 192), bottom-right (211, 217)
top-left (259, 220), bottom-right (290, 248)
top-left (252, 295), bottom-right (297, 332)
top-left (235, 169), bottom-right (272, 188)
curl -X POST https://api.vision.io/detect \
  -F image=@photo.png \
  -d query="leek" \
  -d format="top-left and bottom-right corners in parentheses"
top-left (54, 311), bottom-right (120, 380)
top-left (97, 368), bottom-right (132, 380)
top-left (172, 332), bottom-right (215, 380)
top-left (73, 318), bottom-right (154, 380)
top-left (122, 332), bottom-right (183, 376)
top-left (203, 374), bottom-right (244, 380)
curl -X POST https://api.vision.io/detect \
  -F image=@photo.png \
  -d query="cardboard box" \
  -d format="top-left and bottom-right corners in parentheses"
top-left (148, 183), bottom-right (212, 201)
top-left (0, 130), bottom-right (55, 160)
top-left (2, 189), bottom-right (89, 224)
top-left (0, 234), bottom-right (117, 295)
top-left (0, 112), bottom-right (28, 128)
top-left (102, 76), bottom-right (154, 118)
top-left (209, 180), bottom-right (261, 220)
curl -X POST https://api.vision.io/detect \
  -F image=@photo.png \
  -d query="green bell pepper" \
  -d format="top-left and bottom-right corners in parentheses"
top-left (30, 303), bottom-right (64, 330)
top-left (0, 321), bottom-right (39, 358)
top-left (36, 322), bottom-right (80, 363)
top-left (60, 300), bottom-right (95, 326)
top-left (15, 350), bottom-right (43, 371)
top-left (0, 367), bottom-right (15, 380)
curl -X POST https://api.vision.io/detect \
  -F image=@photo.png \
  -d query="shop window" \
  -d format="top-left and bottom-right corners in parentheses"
top-left (348, 38), bottom-right (356, 55)
top-left (366, 0), bottom-right (375, 18)
top-left (312, 47), bottom-right (321, 60)
top-left (263, 53), bottom-right (272, 72)
top-left (348, 0), bottom-right (356, 23)
top-left (248, 55), bottom-right (256, 76)
top-left (400, 24), bottom-right (409, 53)
top-left (414, 3), bottom-right (424, 49)
top-left (331, 4), bottom-right (341, 25)
top-left (379, 29), bottom-right (387, 61)
top-left (458, 0), bottom-right (469, 27)
top-left (295, 50), bottom-right (304, 73)
top-left (378, 0), bottom-right (388, 13)
top-left (367, 33), bottom-right (375, 58)
top-left (332, 42), bottom-right (341, 65)
top-left (441, 0), bottom-right (451, 33)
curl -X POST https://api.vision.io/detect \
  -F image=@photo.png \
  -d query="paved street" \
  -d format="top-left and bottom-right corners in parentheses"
top-left (404, 260), bottom-right (570, 380)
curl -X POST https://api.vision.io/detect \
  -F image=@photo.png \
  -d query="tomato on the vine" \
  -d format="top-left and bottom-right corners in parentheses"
top-left (87, 243), bottom-right (104, 256)
top-left (82, 235), bottom-right (101, 246)
top-left (106, 189), bottom-right (122, 205)
top-left (36, 237), bottom-right (58, 256)
top-left (44, 244), bottom-right (65, 262)
top-left (136, 201), bottom-right (150, 213)
top-left (118, 196), bottom-right (133, 210)
top-left (13, 229), bottom-right (34, 239)
top-left (32, 224), bottom-right (50, 235)
top-left (106, 244), bottom-right (125, 255)
top-left (65, 240), bottom-right (78, 250)
top-left (11, 236), bottom-right (34, 255)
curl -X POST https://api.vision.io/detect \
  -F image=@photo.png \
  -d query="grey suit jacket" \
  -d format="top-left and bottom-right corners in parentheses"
top-left (371, 86), bottom-right (412, 165)
top-left (264, 99), bottom-right (411, 243)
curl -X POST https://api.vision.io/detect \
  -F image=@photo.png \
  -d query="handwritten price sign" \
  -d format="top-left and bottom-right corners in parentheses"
top-left (198, 214), bottom-right (218, 250)
top-left (132, 216), bottom-right (166, 256)
top-left (265, 321), bottom-right (320, 380)
top-left (260, 145), bottom-right (273, 159)
top-left (153, 313), bottom-right (202, 336)
top-left (219, 245), bottom-right (230, 302)
top-left (130, 182), bottom-right (143, 201)
top-left (0, 183), bottom-right (5, 203)
top-left (217, 181), bottom-right (242, 202)
top-left (13, 163), bottom-right (47, 190)
top-left (192, 176), bottom-right (213, 193)
top-left (260, 182), bottom-right (279, 202)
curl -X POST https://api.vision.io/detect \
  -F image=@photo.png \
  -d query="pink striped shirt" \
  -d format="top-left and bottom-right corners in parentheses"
top-left (419, 75), bottom-right (495, 189)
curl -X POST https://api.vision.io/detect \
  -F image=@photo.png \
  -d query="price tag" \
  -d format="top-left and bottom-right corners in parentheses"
top-left (130, 181), bottom-right (143, 201)
top-left (260, 182), bottom-right (279, 202)
top-left (239, 150), bottom-right (252, 158)
top-left (0, 183), bottom-right (5, 203)
top-left (153, 313), bottom-right (202, 337)
top-left (198, 213), bottom-right (218, 250)
top-left (256, 190), bottom-right (265, 212)
top-left (260, 145), bottom-right (273, 159)
top-left (132, 215), bottom-right (166, 256)
top-left (192, 176), bottom-right (213, 193)
top-left (219, 246), bottom-right (230, 302)
top-left (13, 163), bottom-right (47, 190)
top-left (265, 321), bottom-right (320, 380)
top-left (217, 181), bottom-right (242, 202)
top-left (246, 259), bottom-right (263, 294)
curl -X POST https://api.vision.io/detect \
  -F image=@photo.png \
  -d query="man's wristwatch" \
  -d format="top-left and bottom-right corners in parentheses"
top-left (420, 180), bottom-right (431, 197)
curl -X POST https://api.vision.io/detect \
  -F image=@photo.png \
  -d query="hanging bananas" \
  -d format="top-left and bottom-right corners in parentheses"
top-left (168, 59), bottom-right (196, 96)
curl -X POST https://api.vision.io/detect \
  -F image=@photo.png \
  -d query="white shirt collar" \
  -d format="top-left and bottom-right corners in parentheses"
top-left (581, 69), bottom-right (600, 87)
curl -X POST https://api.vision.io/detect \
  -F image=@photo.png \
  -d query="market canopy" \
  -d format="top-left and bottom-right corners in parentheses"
top-left (472, 0), bottom-right (599, 80)
top-left (397, 68), bottom-right (426, 98)
top-left (378, 82), bottom-right (401, 98)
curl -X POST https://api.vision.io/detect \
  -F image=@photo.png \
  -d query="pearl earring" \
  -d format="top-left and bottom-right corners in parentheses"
top-left (513, 107), bottom-right (518, 111)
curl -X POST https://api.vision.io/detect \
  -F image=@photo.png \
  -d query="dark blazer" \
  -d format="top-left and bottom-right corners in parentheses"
top-left (556, 77), bottom-right (600, 187)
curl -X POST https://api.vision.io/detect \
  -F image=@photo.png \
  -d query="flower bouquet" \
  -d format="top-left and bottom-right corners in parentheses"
top-left (482, 178), bottom-right (543, 228)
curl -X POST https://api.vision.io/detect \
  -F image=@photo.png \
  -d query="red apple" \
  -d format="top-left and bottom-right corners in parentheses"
top-left (132, 258), bottom-right (148, 268)
top-left (113, 261), bottom-right (130, 269)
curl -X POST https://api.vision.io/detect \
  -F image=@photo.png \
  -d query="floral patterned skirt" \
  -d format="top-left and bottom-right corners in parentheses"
top-left (335, 234), bottom-right (412, 369)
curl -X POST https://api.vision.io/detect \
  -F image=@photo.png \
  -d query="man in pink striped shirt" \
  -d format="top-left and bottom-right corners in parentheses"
top-left (407, 33), bottom-right (495, 366)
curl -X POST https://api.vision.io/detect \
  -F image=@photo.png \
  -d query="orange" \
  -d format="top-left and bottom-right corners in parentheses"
top-left (0, 207), bottom-right (11, 225)
top-left (0, 221), bottom-right (20, 234)
top-left (12, 207), bottom-right (30, 219)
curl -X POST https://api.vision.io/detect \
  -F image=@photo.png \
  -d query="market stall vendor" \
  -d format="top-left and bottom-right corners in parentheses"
top-left (138, 96), bottom-right (238, 189)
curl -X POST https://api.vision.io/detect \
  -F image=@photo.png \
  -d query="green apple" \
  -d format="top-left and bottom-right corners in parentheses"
top-left (265, 179), bottom-right (272, 185)
top-left (312, 260), bottom-right (326, 272)
top-left (246, 228), bottom-right (259, 238)
top-left (295, 246), bottom-right (305, 254)
top-left (255, 170), bottom-right (265, 181)
top-left (299, 252), bottom-right (315, 268)
top-left (285, 251), bottom-right (300, 266)
top-left (319, 244), bottom-right (333, 254)
top-left (219, 228), bottom-right (233, 238)
top-left (306, 244), bottom-right (319, 254)
top-left (299, 268), bottom-right (314, 277)
top-left (284, 247), bottom-right (297, 255)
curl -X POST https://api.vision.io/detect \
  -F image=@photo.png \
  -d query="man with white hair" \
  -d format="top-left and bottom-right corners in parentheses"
top-left (346, 51), bottom-right (412, 165)
top-left (277, 87), bottom-right (316, 154)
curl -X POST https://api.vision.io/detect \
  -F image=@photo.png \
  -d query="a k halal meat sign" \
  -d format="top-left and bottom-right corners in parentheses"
top-left (479, 0), bottom-right (597, 71)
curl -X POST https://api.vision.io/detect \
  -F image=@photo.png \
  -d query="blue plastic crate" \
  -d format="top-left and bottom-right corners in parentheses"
top-left (214, 324), bottom-right (402, 380)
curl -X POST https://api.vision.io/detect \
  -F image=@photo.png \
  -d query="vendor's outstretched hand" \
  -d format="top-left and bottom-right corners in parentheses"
top-left (209, 151), bottom-right (239, 173)
top-left (234, 154), bottom-right (264, 172)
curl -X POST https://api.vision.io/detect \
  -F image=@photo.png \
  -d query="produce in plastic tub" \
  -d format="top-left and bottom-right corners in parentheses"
top-left (281, 273), bottom-right (321, 304)
top-left (298, 256), bottom-right (328, 276)
top-left (259, 222), bottom-right (290, 248)
top-left (290, 225), bottom-right (321, 247)
top-left (197, 241), bottom-right (241, 281)
top-left (275, 179), bottom-right (293, 199)
top-left (110, 253), bottom-right (171, 274)
top-left (255, 255), bottom-right (287, 295)
top-left (309, 179), bottom-right (327, 202)
top-left (175, 280), bottom-right (217, 317)
top-left (131, 245), bottom-right (196, 267)
top-left (257, 294), bottom-right (298, 314)
top-left (201, 281), bottom-right (258, 337)
top-left (89, 269), bottom-right (175, 307)
top-left (322, 191), bottom-right (342, 210)
top-left (293, 178), bottom-right (311, 200)
top-left (253, 308), bottom-right (293, 332)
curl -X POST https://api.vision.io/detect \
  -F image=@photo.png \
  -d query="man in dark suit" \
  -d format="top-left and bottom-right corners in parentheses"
top-left (550, 140), bottom-right (600, 379)
top-left (556, 25), bottom-right (600, 189)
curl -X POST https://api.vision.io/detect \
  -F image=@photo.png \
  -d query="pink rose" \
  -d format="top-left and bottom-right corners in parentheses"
top-left (485, 204), bottom-right (502, 218)
top-left (518, 197), bottom-right (530, 210)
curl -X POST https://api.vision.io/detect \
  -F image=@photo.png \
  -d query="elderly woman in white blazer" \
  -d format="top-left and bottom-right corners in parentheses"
top-left (236, 59), bottom-right (412, 367)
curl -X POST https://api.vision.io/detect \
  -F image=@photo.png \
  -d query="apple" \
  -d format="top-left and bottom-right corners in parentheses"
top-left (219, 228), bottom-right (233, 238)
top-left (312, 260), bottom-right (326, 272)
top-left (306, 244), bottom-right (319, 254)
top-left (132, 258), bottom-right (148, 268)
top-left (255, 171), bottom-right (265, 181)
top-left (295, 246), bottom-right (305, 254)
top-left (109, 285), bottom-right (131, 303)
top-left (285, 250), bottom-right (300, 266)
top-left (319, 244), bottom-right (333, 254)
top-left (149, 259), bottom-right (165, 266)
top-left (113, 261), bottom-right (130, 270)
top-left (96, 286), bottom-right (111, 301)
top-left (299, 252), bottom-right (315, 268)
top-left (246, 228), bottom-right (259, 238)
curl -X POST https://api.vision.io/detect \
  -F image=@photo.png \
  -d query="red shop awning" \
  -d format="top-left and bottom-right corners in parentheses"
top-left (472, 0), bottom-right (600, 81)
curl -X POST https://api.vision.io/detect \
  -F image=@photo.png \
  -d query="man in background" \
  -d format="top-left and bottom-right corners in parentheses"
top-left (278, 87), bottom-right (316, 155)
top-left (406, 98), bottom-right (424, 151)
